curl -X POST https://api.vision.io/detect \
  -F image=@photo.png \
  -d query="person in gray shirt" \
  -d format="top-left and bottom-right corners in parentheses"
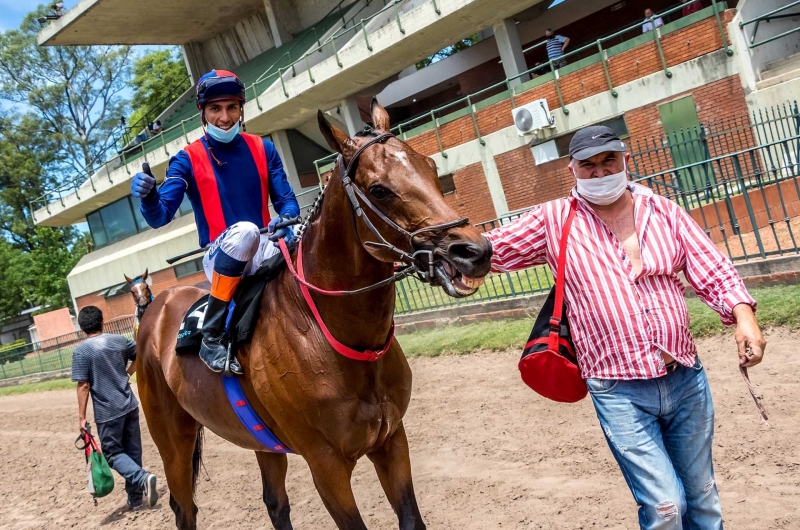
top-left (72, 306), bottom-right (158, 510)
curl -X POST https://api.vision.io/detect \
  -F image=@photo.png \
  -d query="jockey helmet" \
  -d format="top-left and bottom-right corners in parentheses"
top-left (196, 70), bottom-right (246, 110)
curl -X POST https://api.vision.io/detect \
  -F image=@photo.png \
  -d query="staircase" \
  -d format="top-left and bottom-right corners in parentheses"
top-left (757, 51), bottom-right (800, 90)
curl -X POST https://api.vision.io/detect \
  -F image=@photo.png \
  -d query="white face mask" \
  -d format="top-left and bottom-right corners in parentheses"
top-left (575, 160), bottom-right (629, 206)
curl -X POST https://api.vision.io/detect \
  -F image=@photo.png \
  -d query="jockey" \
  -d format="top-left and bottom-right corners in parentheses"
top-left (130, 70), bottom-right (299, 375)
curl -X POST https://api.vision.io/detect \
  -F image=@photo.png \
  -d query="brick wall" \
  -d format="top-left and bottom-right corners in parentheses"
top-left (495, 148), bottom-right (576, 212)
top-left (75, 267), bottom-right (208, 320)
top-left (404, 11), bottom-right (736, 160)
top-left (442, 162), bottom-right (497, 224)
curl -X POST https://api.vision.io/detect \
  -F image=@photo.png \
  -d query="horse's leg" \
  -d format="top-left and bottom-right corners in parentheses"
top-left (367, 422), bottom-right (425, 530)
top-left (306, 450), bottom-right (366, 530)
top-left (254, 451), bottom-right (293, 530)
top-left (138, 374), bottom-right (202, 530)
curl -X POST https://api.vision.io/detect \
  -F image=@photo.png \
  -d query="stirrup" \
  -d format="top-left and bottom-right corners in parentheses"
top-left (224, 343), bottom-right (243, 376)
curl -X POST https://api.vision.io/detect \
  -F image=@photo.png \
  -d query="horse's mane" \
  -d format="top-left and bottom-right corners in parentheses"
top-left (297, 125), bottom-right (379, 240)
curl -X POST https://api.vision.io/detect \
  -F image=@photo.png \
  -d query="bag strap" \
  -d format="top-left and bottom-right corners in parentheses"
top-left (548, 200), bottom-right (577, 350)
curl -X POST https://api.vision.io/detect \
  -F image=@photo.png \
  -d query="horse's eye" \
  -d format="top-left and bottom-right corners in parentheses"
top-left (369, 185), bottom-right (391, 200)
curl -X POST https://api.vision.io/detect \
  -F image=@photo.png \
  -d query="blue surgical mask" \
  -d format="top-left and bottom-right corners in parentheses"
top-left (205, 120), bottom-right (240, 143)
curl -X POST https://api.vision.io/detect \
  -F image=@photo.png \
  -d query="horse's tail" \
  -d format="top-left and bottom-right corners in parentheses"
top-left (192, 427), bottom-right (205, 494)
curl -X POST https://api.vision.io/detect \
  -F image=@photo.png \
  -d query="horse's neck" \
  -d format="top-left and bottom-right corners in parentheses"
top-left (298, 177), bottom-right (396, 349)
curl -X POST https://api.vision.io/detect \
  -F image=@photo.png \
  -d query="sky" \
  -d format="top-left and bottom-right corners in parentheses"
top-left (0, 0), bottom-right (79, 31)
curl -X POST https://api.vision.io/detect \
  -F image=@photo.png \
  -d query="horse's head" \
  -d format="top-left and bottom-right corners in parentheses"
top-left (317, 100), bottom-right (492, 298)
top-left (124, 269), bottom-right (153, 314)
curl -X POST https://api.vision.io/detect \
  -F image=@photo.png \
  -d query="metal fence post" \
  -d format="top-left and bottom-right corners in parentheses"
top-left (467, 95), bottom-right (486, 146)
top-left (653, 27), bottom-right (673, 78)
top-left (431, 110), bottom-right (448, 158)
top-left (597, 41), bottom-right (618, 97)
top-left (551, 63), bottom-right (569, 114)
top-left (712, 0), bottom-right (734, 56)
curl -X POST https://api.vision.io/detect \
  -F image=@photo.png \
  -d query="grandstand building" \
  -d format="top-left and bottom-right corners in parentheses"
top-left (33, 0), bottom-right (800, 317)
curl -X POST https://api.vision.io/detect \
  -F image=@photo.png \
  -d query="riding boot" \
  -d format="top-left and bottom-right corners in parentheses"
top-left (200, 271), bottom-right (243, 375)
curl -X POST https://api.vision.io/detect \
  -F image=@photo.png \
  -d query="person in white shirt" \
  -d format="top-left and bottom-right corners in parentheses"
top-left (642, 8), bottom-right (665, 32)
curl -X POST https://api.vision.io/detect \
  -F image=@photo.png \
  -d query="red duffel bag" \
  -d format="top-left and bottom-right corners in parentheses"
top-left (519, 200), bottom-right (587, 403)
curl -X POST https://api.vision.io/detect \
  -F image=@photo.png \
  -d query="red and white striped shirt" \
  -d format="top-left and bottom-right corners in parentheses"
top-left (485, 184), bottom-right (756, 380)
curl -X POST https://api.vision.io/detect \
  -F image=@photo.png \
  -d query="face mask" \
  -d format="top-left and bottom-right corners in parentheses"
top-left (205, 120), bottom-right (240, 143)
top-left (575, 160), bottom-right (629, 206)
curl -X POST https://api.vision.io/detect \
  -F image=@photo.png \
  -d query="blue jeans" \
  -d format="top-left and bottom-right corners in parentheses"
top-left (96, 408), bottom-right (149, 505)
top-left (586, 357), bottom-right (722, 530)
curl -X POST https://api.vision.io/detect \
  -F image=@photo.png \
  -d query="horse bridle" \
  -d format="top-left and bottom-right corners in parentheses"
top-left (336, 132), bottom-right (469, 285)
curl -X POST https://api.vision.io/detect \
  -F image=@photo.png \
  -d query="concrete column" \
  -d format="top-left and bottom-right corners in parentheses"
top-left (181, 43), bottom-right (204, 85)
top-left (263, 0), bottom-right (292, 48)
top-left (270, 130), bottom-right (304, 191)
top-left (493, 18), bottom-right (529, 88)
top-left (339, 97), bottom-right (367, 136)
top-left (479, 153), bottom-right (510, 217)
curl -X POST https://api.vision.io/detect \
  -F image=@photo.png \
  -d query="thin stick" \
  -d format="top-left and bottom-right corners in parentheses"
top-left (739, 364), bottom-right (769, 425)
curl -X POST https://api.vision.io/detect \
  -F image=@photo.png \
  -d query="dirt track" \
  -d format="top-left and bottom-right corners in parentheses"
top-left (1, 330), bottom-right (798, 529)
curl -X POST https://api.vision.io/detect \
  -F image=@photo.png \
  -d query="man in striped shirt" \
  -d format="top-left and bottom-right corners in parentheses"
top-left (545, 29), bottom-right (570, 69)
top-left (485, 126), bottom-right (766, 529)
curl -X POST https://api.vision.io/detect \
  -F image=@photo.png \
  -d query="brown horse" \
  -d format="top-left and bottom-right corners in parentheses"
top-left (124, 269), bottom-right (153, 338)
top-left (135, 102), bottom-right (492, 530)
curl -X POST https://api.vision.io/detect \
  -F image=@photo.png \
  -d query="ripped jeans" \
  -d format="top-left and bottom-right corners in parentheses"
top-left (587, 357), bottom-right (722, 530)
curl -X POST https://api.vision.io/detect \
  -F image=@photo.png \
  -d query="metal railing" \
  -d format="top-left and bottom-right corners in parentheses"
top-left (31, 0), bottom-right (433, 217)
top-left (385, 1), bottom-right (732, 157)
top-left (739, 0), bottom-right (800, 48)
top-left (0, 317), bottom-right (135, 380)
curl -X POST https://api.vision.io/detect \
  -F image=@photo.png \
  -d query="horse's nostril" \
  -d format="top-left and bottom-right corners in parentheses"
top-left (448, 242), bottom-right (483, 262)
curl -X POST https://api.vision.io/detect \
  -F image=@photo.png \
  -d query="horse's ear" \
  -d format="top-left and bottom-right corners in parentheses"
top-left (124, 274), bottom-right (132, 284)
top-left (370, 98), bottom-right (390, 131)
top-left (318, 110), bottom-right (353, 155)
top-left (143, 269), bottom-right (148, 280)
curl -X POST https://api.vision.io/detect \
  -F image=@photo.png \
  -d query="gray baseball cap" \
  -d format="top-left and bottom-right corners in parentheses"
top-left (568, 125), bottom-right (627, 160)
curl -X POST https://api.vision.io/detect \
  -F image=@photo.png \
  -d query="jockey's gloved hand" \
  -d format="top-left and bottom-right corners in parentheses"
top-left (131, 172), bottom-right (156, 199)
top-left (267, 216), bottom-right (296, 248)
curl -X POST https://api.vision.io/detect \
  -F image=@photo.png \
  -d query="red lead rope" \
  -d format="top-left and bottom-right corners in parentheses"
top-left (278, 239), bottom-right (394, 362)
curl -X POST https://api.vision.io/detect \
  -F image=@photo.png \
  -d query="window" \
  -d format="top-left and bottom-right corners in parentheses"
top-left (174, 257), bottom-right (204, 279)
top-left (178, 194), bottom-right (193, 216)
top-left (97, 282), bottom-right (131, 299)
top-left (86, 196), bottom-right (152, 249)
top-left (439, 173), bottom-right (456, 195)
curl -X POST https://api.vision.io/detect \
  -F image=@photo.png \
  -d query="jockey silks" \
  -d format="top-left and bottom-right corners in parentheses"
top-left (139, 133), bottom-right (299, 247)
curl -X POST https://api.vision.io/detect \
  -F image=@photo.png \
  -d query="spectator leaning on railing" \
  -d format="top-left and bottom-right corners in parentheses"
top-left (545, 28), bottom-right (570, 70)
top-left (642, 8), bottom-right (665, 33)
top-left (483, 125), bottom-right (765, 529)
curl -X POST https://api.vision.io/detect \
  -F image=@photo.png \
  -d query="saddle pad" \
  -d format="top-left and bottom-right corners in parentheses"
top-left (175, 241), bottom-right (294, 355)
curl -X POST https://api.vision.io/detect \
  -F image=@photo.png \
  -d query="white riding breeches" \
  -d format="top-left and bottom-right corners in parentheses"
top-left (202, 221), bottom-right (280, 282)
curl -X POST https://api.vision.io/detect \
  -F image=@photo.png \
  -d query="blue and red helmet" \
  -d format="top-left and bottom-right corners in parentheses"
top-left (196, 70), bottom-right (246, 110)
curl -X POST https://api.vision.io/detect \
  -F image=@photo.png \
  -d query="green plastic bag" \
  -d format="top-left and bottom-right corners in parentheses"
top-left (77, 424), bottom-right (114, 504)
top-left (88, 449), bottom-right (115, 498)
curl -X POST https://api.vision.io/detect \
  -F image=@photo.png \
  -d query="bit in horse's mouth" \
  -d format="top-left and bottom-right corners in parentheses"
top-left (434, 260), bottom-right (485, 298)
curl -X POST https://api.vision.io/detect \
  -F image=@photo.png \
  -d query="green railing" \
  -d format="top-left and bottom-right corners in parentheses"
top-left (32, 0), bottom-right (429, 218)
top-left (0, 317), bottom-right (135, 380)
top-left (739, 0), bottom-right (800, 48)
top-left (387, 0), bottom-right (733, 151)
top-left (391, 103), bottom-right (800, 315)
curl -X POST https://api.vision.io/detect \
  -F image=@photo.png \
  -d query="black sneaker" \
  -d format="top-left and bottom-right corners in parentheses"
top-left (143, 473), bottom-right (158, 507)
top-left (127, 498), bottom-right (144, 511)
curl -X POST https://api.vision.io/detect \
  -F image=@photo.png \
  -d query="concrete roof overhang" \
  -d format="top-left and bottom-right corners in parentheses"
top-left (38, 0), bottom-right (265, 46)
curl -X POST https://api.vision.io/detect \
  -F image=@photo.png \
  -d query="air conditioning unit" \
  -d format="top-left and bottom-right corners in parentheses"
top-left (512, 99), bottom-right (555, 136)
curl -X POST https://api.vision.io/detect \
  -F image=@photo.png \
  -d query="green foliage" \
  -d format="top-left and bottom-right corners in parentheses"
top-left (416, 34), bottom-right (480, 70)
top-left (0, 6), bottom-right (133, 176)
top-left (129, 48), bottom-right (190, 132)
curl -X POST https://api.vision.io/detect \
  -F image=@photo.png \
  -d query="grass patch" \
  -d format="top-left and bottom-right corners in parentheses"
top-left (0, 378), bottom-right (76, 397)
top-left (399, 283), bottom-right (800, 357)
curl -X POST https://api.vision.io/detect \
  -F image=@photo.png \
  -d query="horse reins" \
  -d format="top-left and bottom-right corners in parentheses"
top-left (278, 131), bottom-right (471, 361)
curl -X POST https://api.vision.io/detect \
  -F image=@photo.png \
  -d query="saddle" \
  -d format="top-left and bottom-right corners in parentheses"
top-left (176, 242), bottom-right (294, 355)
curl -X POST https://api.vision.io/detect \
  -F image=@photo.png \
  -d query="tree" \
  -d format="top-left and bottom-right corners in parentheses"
top-left (129, 48), bottom-right (191, 133)
top-left (27, 227), bottom-right (89, 311)
top-left (0, 6), bottom-right (133, 179)
top-left (0, 241), bottom-right (29, 320)
top-left (0, 113), bottom-right (62, 251)
top-left (416, 34), bottom-right (480, 70)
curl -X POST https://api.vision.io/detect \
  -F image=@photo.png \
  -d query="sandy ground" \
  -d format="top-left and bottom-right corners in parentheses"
top-left (1, 330), bottom-right (798, 529)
